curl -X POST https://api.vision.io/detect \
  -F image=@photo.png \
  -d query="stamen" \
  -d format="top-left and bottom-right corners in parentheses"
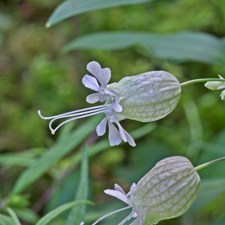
top-left (38, 104), bottom-right (111, 119)
top-left (49, 109), bottom-right (110, 134)
top-left (92, 206), bottom-right (132, 225)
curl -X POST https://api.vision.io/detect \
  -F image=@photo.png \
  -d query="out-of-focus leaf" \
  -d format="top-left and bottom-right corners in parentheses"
top-left (182, 94), bottom-right (203, 158)
top-left (14, 208), bottom-right (39, 223)
top-left (0, 214), bottom-right (14, 225)
top-left (46, 0), bottom-right (152, 27)
top-left (66, 146), bottom-right (89, 225)
top-left (36, 201), bottom-right (93, 225)
top-left (0, 148), bottom-right (45, 169)
top-left (6, 208), bottom-right (21, 225)
top-left (11, 116), bottom-right (101, 195)
top-left (63, 32), bottom-right (225, 64)
top-left (68, 123), bottom-right (156, 166)
top-left (189, 178), bottom-right (225, 212)
top-left (193, 219), bottom-right (225, 225)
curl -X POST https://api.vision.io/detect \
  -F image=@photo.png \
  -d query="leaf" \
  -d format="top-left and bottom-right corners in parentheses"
top-left (0, 148), bottom-right (45, 169)
top-left (68, 123), bottom-right (156, 167)
top-left (189, 178), bottom-right (225, 212)
top-left (66, 146), bottom-right (89, 225)
top-left (13, 208), bottom-right (39, 223)
top-left (6, 208), bottom-right (21, 225)
top-left (63, 31), bottom-right (225, 64)
top-left (46, 0), bottom-right (152, 27)
top-left (0, 214), bottom-right (14, 225)
top-left (11, 115), bottom-right (101, 195)
top-left (36, 201), bottom-right (94, 225)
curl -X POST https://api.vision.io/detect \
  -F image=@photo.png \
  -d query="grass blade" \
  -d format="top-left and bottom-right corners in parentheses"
top-left (6, 208), bottom-right (21, 225)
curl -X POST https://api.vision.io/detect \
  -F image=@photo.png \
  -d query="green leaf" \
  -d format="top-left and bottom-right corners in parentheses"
top-left (13, 208), bottom-right (39, 223)
top-left (46, 0), bottom-right (152, 27)
top-left (0, 148), bottom-right (45, 169)
top-left (63, 31), bottom-right (225, 64)
top-left (6, 208), bottom-right (21, 225)
top-left (11, 115), bottom-right (101, 195)
top-left (0, 214), bottom-right (14, 225)
top-left (68, 123), bottom-right (156, 167)
top-left (189, 178), bottom-right (225, 212)
top-left (36, 201), bottom-right (94, 225)
top-left (66, 146), bottom-right (89, 225)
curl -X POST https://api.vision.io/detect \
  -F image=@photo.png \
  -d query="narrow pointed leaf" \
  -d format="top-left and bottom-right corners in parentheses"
top-left (6, 208), bottom-right (21, 225)
top-left (66, 146), bottom-right (89, 225)
top-left (46, 0), bottom-right (152, 27)
top-left (36, 201), bottom-right (93, 225)
top-left (0, 214), bottom-right (14, 225)
top-left (11, 115), bottom-right (101, 195)
top-left (63, 31), bottom-right (225, 64)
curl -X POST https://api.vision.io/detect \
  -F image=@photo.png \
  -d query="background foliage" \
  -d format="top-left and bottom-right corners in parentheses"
top-left (0, 0), bottom-right (225, 224)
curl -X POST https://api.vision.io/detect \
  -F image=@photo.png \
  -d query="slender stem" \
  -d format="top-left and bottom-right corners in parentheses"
top-left (180, 78), bottom-right (225, 87)
top-left (195, 156), bottom-right (225, 171)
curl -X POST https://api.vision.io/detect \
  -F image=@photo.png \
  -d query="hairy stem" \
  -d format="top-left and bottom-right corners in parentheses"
top-left (180, 78), bottom-right (225, 87)
top-left (195, 156), bottom-right (225, 171)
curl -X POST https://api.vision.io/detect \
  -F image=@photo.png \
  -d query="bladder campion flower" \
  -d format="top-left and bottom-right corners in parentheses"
top-left (82, 156), bottom-right (225, 225)
top-left (38, 61), bottom-right (181, 146)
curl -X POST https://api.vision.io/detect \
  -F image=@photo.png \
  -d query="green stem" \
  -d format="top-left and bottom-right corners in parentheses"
top-left (180, 78), bottom-right (225, 87)
top-left (195, 156), bottom-right (225, 171)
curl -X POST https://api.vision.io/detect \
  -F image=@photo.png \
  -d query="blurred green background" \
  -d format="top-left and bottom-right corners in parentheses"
top-left (1, 0), bottom-right (225, 224)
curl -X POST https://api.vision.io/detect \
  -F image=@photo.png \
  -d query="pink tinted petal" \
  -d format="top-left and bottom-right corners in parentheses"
top-left (104, 189), bottom-right (129, 204)
top-left (82, 75), bottom-right (99, 91)
top-left (98, 68), bottom-right (111, 87)
top-left (86, 93), bottom-right (100, 103)
top-left (96, 117), bottom-right (108, 136)
top-left (108, 122), bottom-right (121, 146)
top-left (112, 101), bottom-right (123, 112)
top-left (87, 61), bottom-right (101, 77)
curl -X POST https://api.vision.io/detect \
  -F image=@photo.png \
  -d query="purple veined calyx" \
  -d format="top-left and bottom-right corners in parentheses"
top-left (38, 61), bottom-right (225, 146)
top-left (79, 156), bottom-right (225, 225)
top-left (38, 61), bottom-right (181, 146)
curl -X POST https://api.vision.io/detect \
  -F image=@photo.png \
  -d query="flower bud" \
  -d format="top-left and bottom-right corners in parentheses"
top-left (130, 156), bottom-right (200, 225)
top-left (108, 71), bottom-right (181, 122)
top-left (205, 81), bottom-right (223, 90)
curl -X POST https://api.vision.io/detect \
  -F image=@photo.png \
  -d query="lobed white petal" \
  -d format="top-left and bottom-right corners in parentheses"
top-left (104, 189), bottom-right (129, 204)
top-left (96, 117), bottom-right (108, 136)
top-left (116, 122), bottom-right (128, 142)
top-left (86, 93), bottom-right (101, 103)
top-left (87, 61), bottom-right (101, 77)
top-left (112, 100), bottom-right (123, 112)
top-left (82, 75), bottom-right (99, 92)
top-left (98, 68), bottom-right (111, 87)
top-left (114, 183), bottom-right (127, 196)
top-left (217, 84), bottom-right (225, 89)
top-left (108, 122), bottom-right (121, 146)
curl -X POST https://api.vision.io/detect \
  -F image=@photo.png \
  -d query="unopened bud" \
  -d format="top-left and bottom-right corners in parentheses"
top-left (205, 81), bottom-right (223, 90)
top-left (220, 90), bottom-right (225, 101)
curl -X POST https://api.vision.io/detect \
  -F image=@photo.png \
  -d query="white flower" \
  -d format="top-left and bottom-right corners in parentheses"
top-left (81, 156), bottom-right (225, 225)
top-left (82, 61), bottom-right (122, 112)
top-left (38, 61), bottom-right (182, 147)
top-left (81, 156), bottom-right (200, 225)
top-left (205, 75), bottom-right (225, 90)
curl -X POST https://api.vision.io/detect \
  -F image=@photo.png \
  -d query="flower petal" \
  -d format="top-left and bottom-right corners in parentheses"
top-left (96, 117), bottom-right (108, 136)
top-left (86, 93), bottom-right (100, 103)
top-left (87, 61), bottom-right (101, 77)
top-left (98, 68), bottom-right (111, 87)
top-left (115, 183), bottom-right (127, 196)
top-left (116, 122), bottom-right (127, 142)
top-left (112, 100), bottom-right (123, 112)
top-left (217, 84), bottom-right (225, 90)
top-left (104, 189), bottom-right (129, 204)
top-left (82, 75), bottom-right (99, 92)
top-left (108, 122), bottom-right (121, 146)
top-left (118, 211), bottom-right (137, 225)
top-left (129, 218), bottom-right (141, 225)
top-left (124, 129), bottom-right (136, 147)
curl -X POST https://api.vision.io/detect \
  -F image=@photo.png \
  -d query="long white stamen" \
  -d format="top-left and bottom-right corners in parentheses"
top-left (92, 206), bottom-right (132, 225)
top-left (38, 104), bottom-right (111, 120)
top-left (49, 109), bottom-right (110, 134)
